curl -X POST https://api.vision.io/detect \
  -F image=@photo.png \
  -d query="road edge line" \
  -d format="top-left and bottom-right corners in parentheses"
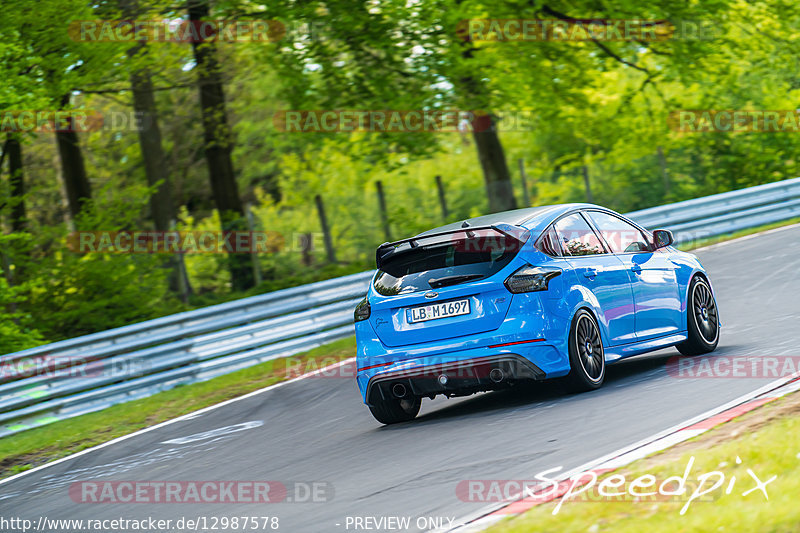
top-left (0, 357), bottom-right (357, 486)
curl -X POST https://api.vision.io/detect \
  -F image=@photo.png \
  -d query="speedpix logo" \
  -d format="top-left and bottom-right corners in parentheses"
top-left (457, 456), bottom-right (775, 515)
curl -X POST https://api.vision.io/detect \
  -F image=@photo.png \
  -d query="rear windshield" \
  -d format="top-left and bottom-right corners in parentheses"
top-left (374, 229), bottom-right (524, 295)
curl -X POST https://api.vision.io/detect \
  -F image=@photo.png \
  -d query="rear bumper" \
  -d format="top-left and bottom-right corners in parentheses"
top-left (363, 353), bottom-right (545, 405)
top-left (355, 289), bottom-right (573, 404)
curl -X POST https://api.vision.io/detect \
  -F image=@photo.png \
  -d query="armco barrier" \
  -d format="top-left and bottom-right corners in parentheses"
top-left (1, 178), bottom-right (799, 436)
top-left (625, 177), bottom-right (800, 244)
top-left (0, 272), bottom-right (373, 436)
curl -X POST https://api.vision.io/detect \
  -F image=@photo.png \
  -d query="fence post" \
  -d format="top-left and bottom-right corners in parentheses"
top-left (375, 181), bottom-right (392, 241)
top-left (314, 194), bottom-right (337, 263)
top-left (0, 252), bottom-right (17, 316)
top-left (300, 232), bottom-right (313, 267)
top-left (657, 146), bottom-right (671, 197)
top-left (168, 219), bottom-right (192, 303)
top-left (435, 175), bottom-right (449, 221)
top-left (582, 165), bottom-right (594, 203)
top-left (244, 203), bottom-right (263, 285)
top-left (517, 159), bottom-right (531, 207)
top-left (175, 251), bottom-right (192, 303)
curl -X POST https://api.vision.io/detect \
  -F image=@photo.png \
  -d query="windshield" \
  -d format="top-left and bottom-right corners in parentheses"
top-left (373, 229), bottom-right (525, 295)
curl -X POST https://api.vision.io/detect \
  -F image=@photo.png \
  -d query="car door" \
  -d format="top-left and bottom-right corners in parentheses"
top-left (551, 212), bottom-right (636, 346)
top-left (584, 210), bottom-right (682, 340)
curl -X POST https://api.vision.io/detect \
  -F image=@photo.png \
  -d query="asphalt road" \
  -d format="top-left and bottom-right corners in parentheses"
top-left (1, 225), bottom-right (798, 533)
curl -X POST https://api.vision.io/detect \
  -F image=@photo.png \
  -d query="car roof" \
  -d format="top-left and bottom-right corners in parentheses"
top-left (416, 203), bottom-right (604, 238)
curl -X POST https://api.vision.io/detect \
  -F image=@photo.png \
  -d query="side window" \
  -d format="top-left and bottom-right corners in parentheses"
top-left (553, 213), bottom-right (606, 256)
top-left (585, 211), bottom-right (651, 253)
top-left (537, 226), bottom-right (561, 256)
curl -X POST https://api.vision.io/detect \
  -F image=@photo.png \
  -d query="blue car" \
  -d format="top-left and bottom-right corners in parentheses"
top-left (354, 204), bottom-right (720, 424)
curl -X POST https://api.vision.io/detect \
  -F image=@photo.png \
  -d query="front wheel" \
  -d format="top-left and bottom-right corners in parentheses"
top-left (677, 276), bottom-right (719, 356)
top-left (566, 309), bottom-right (605, 391)
top-left (368, 397), bottom-right (421, 425)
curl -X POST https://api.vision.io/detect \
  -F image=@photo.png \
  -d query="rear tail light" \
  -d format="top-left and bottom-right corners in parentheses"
top-left (354, 297), bottom-right (371, 322)
top-left (504, 265), bottom-right (561, 293)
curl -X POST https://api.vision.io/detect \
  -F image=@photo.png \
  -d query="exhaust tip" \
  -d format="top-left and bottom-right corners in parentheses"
top-left (391, 383), bottom-right (407, 398)
top-left (489, 368), bottom-right (505, 383)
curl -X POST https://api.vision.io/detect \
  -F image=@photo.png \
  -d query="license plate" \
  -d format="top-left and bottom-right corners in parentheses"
top-left (408, 299), bottom-right (470, 323)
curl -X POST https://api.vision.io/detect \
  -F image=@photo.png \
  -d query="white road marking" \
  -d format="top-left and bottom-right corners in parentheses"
top-left (160, 420), bottom-right (263, 444)
top-left (0, 358), bottom-right (355, 486)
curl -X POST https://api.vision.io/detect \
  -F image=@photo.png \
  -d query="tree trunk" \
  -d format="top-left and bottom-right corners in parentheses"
top-left (471, 116), bottom-right (517, 212)
top-left (120, 0), bottom-right (191, 300)
top-left (130, 73), bottom-right (174, 230)
top-left (517, 158), bottom-right (532, 207)
top-left (582, 165), bottom-right (594, 203)
top-left (657, 146), bottom-right (671, 197)
top-left (6, 134), bottom-right (26, 232)
top-left (120, 0), bottom-right (175, 231)
top-left (187, 0), bottom-right (254, 291)
top-left (2, 134), bottom-right (26, 288)
top-left (132, 69), bottom-right (194, 300)
top-left (459, 43), bottom-right (516, 213)
top-left (56, 95), bottom-right (92, 220)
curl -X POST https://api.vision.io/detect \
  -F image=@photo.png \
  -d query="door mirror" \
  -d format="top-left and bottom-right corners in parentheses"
top-left (652, 229), bottom-right (674, 249)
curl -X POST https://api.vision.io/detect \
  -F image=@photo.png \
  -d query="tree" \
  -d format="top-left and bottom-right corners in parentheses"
top-left (4, 134), bottom-right (26, 232)
top-left (188, 0), bottom-right (255, 290)
top-left (117, 0), bottom-right (191, 299)
top-left (56, 94), bottom-right (93, 219)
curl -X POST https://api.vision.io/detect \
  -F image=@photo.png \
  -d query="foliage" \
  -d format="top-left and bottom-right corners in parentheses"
top-left (0, 235), bottom-right (43, 352)
top-left (2, 184), bottom-right (179, 342)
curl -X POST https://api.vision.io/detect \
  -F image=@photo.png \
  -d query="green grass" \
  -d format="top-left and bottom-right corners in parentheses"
top-left (678, 217), bottom-right (800, 252)
top-left (487, 393), bottom-right (800, 533)
top-left (0, 336), bottom-right (356, 479)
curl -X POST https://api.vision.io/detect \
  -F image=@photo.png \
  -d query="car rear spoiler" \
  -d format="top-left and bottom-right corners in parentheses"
top-left (375, 223), bottom-right (529, 270)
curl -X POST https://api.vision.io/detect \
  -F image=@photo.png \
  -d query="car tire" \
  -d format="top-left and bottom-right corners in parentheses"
top-left (566, 309), bottom-right (605, 391)
top-left (677, 276), bottom-right (719, 356)
top-left (368, 397), bottom-right (421, 425)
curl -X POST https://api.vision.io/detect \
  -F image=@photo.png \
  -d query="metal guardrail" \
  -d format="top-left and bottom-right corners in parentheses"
top-left (0, 271), bottom-right (374, 437)
top-left (2, 178), bottom-right (799, 437)
top-left (625, 177), bottom-right (800, 244)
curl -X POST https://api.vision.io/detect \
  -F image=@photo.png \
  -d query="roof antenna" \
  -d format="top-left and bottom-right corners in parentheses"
top-left (461, 221), bottom-right (470, 227)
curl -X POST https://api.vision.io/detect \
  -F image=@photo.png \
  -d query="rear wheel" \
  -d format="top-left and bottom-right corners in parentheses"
top-left (368, 397), bottom-right (421, 425)
top-left (677, 276), bottom-right (719, 356)
top-left (566, 310), bottom-right (605, 391)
